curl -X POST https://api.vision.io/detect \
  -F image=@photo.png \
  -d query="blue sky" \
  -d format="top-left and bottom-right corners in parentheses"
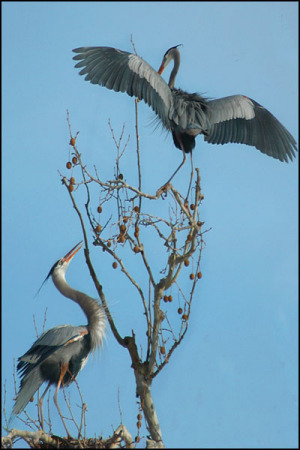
top-left (2, 2), bottom-right (298, 448)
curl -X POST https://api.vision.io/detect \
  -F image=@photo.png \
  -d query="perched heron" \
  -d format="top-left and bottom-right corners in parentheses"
top-left (9, 242), bottom-right (106, 435)
top-left (72, 45), bottom-right (297, 195)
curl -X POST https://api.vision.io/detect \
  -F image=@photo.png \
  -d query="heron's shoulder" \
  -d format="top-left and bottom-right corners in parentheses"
top-left (172, 88), bottom-right (209, 106)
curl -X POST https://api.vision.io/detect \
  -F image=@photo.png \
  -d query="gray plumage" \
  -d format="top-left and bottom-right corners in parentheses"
top-left (73, 45), bottom-right (297, 163)
top-left (9, 242), bottom-right (106, 429)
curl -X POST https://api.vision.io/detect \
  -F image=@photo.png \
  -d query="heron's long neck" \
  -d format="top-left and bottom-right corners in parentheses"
top-left (52, 273), bottom-right (106, 351)
top-left (169, 48), bottom-right (180, 89)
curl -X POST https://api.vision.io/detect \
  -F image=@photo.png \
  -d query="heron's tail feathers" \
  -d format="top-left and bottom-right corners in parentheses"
top-left (9, 367), bottom-right (44, 427)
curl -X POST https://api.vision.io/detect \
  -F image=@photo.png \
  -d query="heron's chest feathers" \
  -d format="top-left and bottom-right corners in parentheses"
top-left (72, 291), bottom-right (107, 352)
top-left (87, 302), bottom-right (107, 351)
top-left (170, 89), bottom-right (210, 132)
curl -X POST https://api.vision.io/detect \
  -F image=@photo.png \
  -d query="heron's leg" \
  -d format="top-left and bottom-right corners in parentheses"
top-left (156, 150), bottom-right (187, 196)
top-left (53, 362), bottom-right (72, 438)
top-left (185, 151), bottom-right (194, 201)
top-left (38, 381), bottom-right (51, 430)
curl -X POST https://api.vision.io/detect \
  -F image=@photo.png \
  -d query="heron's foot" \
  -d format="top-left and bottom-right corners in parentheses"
top-left (156, 182), bottom-right (171, 197)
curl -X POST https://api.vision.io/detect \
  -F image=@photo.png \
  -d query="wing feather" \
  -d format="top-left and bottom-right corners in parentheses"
top-left (205, 95), bottom-right (297, 162)
top-left (17, 325), bottom-right (87, 374)
top-left (73, 47), bottom-right (173, 130)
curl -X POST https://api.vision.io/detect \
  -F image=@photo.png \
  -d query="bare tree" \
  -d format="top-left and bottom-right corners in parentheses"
top-left (2, 99), bottom-right (207, 448)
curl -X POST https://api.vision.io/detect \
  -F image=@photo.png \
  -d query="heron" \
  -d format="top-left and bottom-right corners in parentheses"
top-left (72, 45), bottom-right (297, 195)
top-left (9, 242), bottom-right (106, 436)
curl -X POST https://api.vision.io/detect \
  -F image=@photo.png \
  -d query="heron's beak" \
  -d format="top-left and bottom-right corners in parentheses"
top-left (63, 241), bottom-right (84, 263)
top-left (158, 62), bottom-right (165, 75)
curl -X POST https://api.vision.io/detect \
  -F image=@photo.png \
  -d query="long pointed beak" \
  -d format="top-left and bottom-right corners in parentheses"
top-left (63, 241), bottom-right (84, 263)
top-left (158, 62), bottom-right (165, 75)
top-left (35, 241), bottom-right (84, 297)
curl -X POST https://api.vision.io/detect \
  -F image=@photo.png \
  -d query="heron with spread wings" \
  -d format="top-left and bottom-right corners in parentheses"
top-left (73, 45), bottom-right (297, 194)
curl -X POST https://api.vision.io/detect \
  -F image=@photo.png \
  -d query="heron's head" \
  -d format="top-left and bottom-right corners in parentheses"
top-left (36, 241), bottom-right (83, 295)
top-left (158, 45), bottom-right (182, 75)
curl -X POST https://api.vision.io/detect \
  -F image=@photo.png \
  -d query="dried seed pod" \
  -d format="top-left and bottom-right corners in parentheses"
top-left (160, 346), bottom-right (166, 355)
top-left (66, 161), bottom-right (72, 169)
top-left (70, 177), bottom-right (75, 185)
top-left (118, 173), bottom-right (123, 180)
top-left (68, 184), bottom-right (74, 193)
top-left (184, 259), bottom-right (190, 267)
top-left (163, 295), bottom-right (168, 303)
top-left (197, 272), bottom-right (202, 279)
top-left (133, 206), bottom-right (140, 213)
top-left (112, 262), bottom-right (118, 269)
top-left (72, 156), bottom-right (78, 165)
top-left (190, 203), bottom-right (195, 210)
top-left (133, 245), bottom-right (139, 253)
top-left (70, 137), bottom-right (76, 146)
top-left (97, 205), bottom-right (102, 213)
top-left (189, 273), bottom-right (195, 280)
top-left (182, 314), bottom-right (188, 321)
top-left (168, 295), bottom-right (173, 302)
top-left (96, 225), bottom-right (102, 233)
top-left (137, 413), bottom-right (142, 421)
top-left (178, 308), bottom-right (183, 315)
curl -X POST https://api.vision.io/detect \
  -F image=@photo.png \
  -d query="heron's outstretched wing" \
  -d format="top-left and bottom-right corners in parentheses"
top-left (204, 95), bottom-right (297, 162)
top-left (73, 47), bottom-right (173, 130)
